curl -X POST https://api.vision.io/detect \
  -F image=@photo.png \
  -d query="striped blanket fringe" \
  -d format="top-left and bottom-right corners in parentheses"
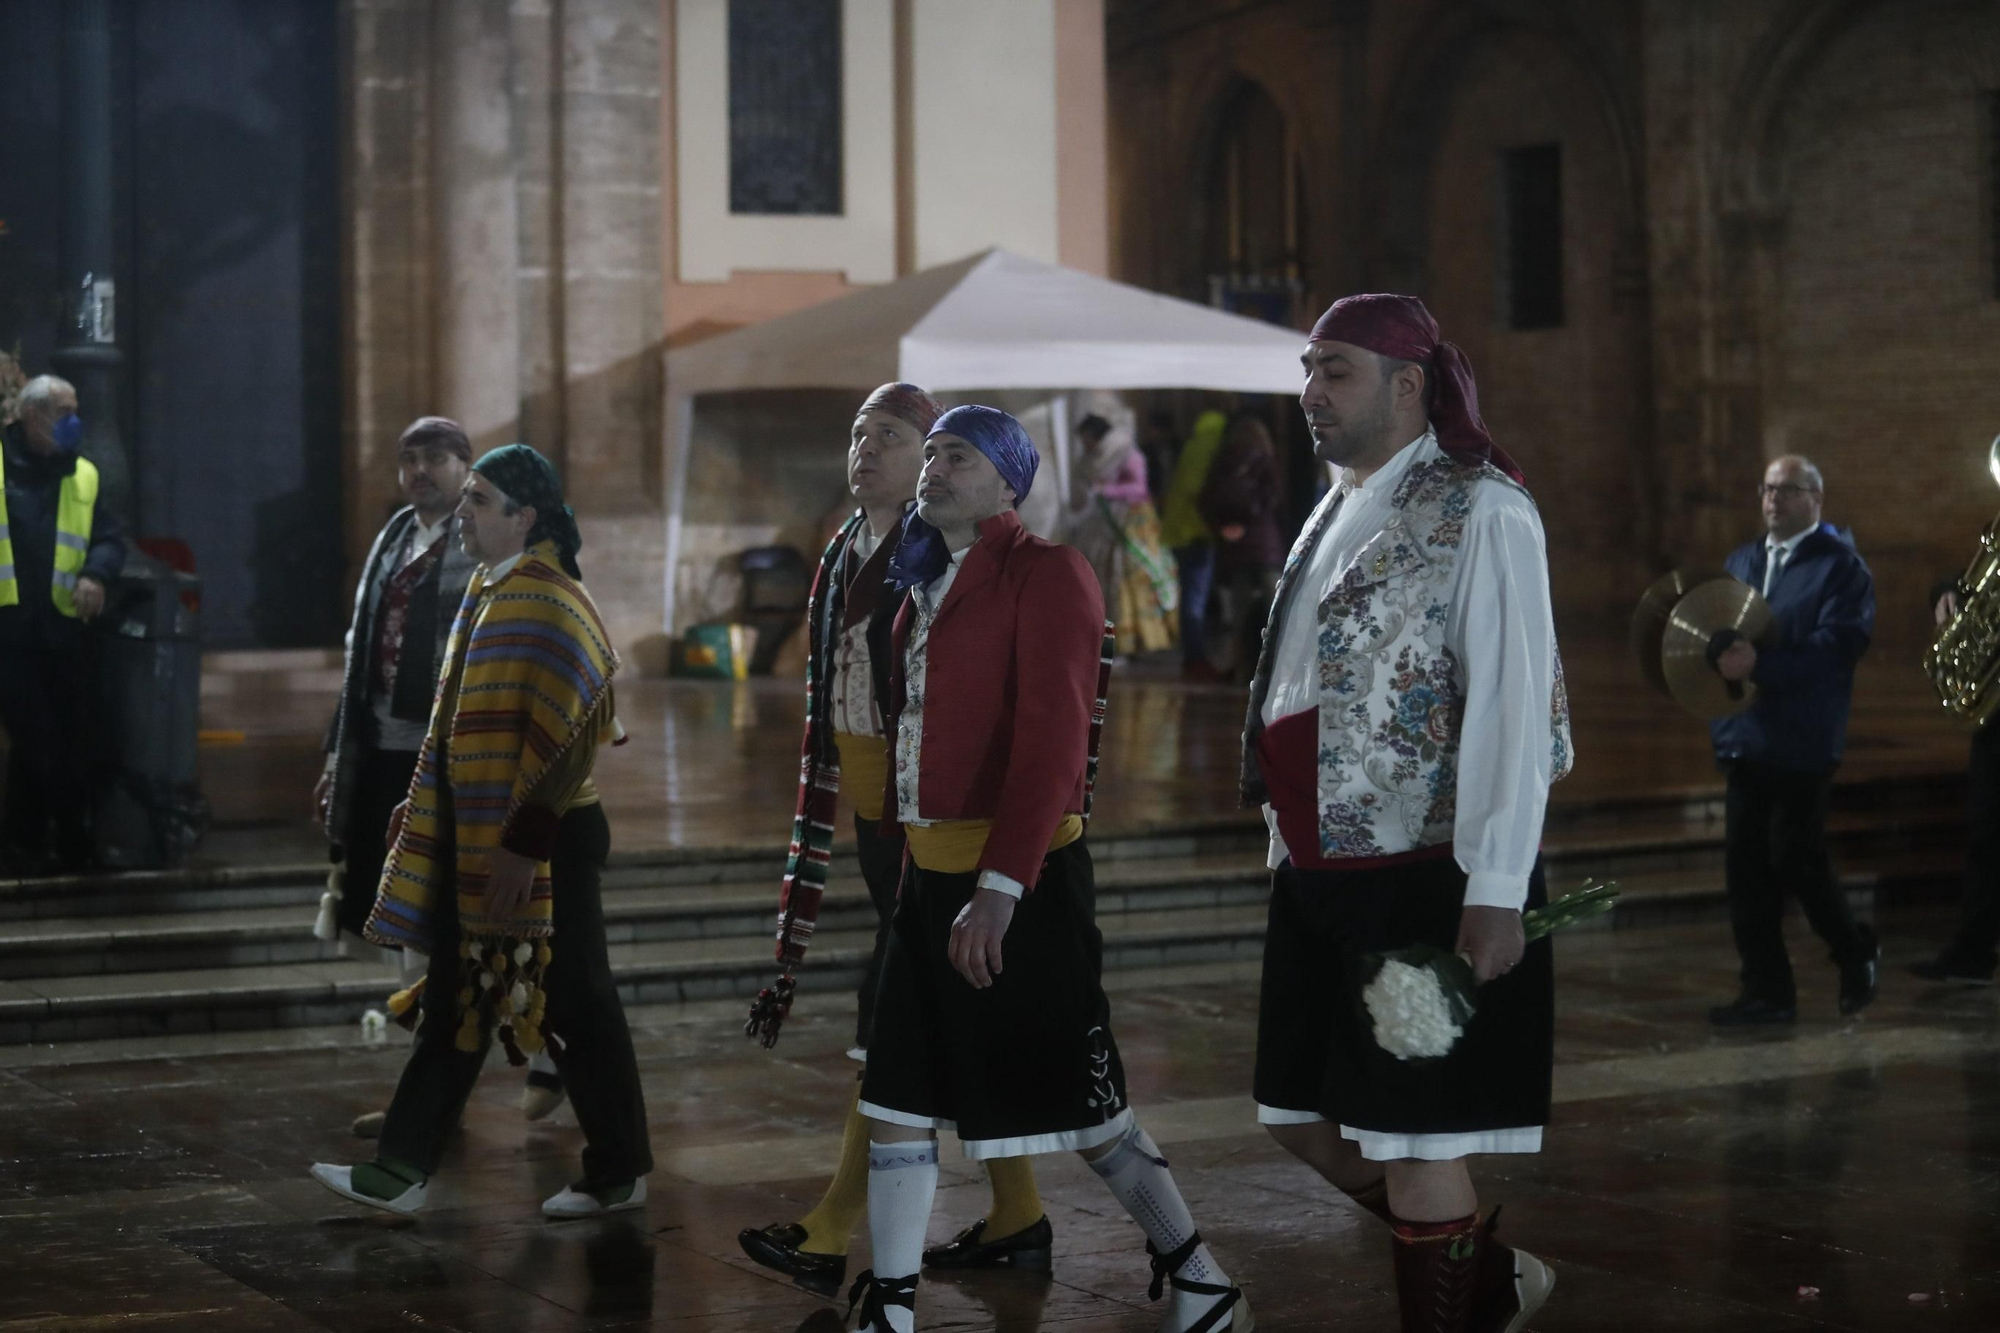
top-left (366, 543), bottom-right (618, 1064)
top-left (748, 514), bottom-right (863, 1048)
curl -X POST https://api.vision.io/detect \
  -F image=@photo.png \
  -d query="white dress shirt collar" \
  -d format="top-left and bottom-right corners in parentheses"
top-left (485, 550), bottom-right (526, 584)
top-left (915, 544), bottom-right (971, 612)
top-left (1767, 525), bottom-right (1813, 564)
top-left (409, 511), bottom-right (450, 554)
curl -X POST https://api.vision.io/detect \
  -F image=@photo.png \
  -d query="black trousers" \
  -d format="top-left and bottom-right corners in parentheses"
top-left (1944, 725), bottom-right (2000, 969)
top-left (377, 802), bottom-right (652, 1187)
top-left (1724, 760), bottom-right (1871, 1003)
top-left (335, 747), bottom-right (420, 938)
top-left (0, 641), bottom-right (92, 862)
top-left (852, 813), bottom-right (908, 1052)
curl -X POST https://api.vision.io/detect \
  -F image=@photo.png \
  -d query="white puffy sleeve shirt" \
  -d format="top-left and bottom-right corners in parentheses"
top-left (1446, 483), bottom-right (1559, 911)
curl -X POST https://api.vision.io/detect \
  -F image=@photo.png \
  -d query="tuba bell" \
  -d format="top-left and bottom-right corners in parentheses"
top-left (1923, 435), bottom-right (2000, 726)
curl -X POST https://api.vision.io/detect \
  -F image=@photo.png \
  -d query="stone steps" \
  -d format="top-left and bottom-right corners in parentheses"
top-left (0, 902), bottom-right (1275, 1045)
top-left (0, 850), bottom-right (1274, 981)
top-left (0, 792), bottom-right (1961, 1045)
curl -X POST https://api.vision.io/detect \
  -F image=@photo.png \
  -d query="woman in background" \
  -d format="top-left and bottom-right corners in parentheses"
top-left (1200, 413), bottom-right (1285, 682)
top-left (1066, 410), bottom-right (1178, 658)
top-left (1159, 410), bottom-right (1227, 679)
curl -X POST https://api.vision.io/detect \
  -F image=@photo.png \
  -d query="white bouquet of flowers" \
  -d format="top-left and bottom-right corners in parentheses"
top-left (1360, 881), bottom-right (1619, 1061)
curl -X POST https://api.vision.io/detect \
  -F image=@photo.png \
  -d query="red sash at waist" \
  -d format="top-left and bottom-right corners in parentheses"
top-left (1255, 708), bottom-right (1454, 872)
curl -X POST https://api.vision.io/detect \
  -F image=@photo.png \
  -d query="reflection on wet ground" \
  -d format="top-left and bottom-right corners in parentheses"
top-left (195, 642), bottom-right (1968, 864)
top-left (4, 903), bottom-right (1997, 1330)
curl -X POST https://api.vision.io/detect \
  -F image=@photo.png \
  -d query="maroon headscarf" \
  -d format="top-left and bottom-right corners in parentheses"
top-left (856, 382), bottom-right (945, 437)
top-left (1308, 294), bottom-right (1524, 483)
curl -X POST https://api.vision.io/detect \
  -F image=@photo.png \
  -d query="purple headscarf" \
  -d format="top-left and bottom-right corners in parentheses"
top-left (888, 405), bottom-right (1039, 590)
top-left (856, 382), bottom-right (946, 436)
top-left (1309, 293), bottom-right (1524, 483)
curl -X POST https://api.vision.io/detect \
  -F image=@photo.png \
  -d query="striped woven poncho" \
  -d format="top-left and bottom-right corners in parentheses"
top-left (366, 540), bottom-right (618, 1055)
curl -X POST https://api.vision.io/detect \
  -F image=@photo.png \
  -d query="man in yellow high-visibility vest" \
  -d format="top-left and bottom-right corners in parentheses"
top-left (1, 374), bottom-right (125, 873)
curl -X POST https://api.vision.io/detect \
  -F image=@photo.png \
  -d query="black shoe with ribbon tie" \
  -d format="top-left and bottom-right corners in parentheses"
top-left (845, 1269), bottom-right (918, 1332)
top-left (1146, 1232), bottom-right (1253, 1333)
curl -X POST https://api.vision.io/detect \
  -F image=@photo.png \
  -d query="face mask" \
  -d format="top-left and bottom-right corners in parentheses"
top-left (51, 413), bottom-right (83, 455)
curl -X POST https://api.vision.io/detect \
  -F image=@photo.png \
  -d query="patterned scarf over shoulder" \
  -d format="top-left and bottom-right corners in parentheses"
top-left (366, 539), bottom-right (618, 1055)
top-left (774, 511), bottom-right (868, 968)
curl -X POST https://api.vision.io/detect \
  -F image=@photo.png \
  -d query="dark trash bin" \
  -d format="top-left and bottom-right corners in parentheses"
top-left (737, 545), bottom-right (809, 676)
top-left (92, 555), bottom-right (208, 869)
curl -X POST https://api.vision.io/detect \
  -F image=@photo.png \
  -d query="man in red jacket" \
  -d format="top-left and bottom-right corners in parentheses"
top-left (846, 406), bottom-right (1248, 1333)
top-left (738, 384), bottom-right (1054, 1297)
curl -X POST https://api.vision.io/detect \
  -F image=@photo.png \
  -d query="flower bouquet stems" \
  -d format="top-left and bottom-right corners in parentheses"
top-left (1360, 881), bottom-right (1619, 1062)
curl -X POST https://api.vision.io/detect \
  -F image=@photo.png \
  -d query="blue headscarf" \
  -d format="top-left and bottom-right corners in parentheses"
top-left (887, 405), bottom-right (1039, 591)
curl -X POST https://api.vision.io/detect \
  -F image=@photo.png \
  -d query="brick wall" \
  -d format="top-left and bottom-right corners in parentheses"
top-left (1756, 0), bottom-right (2000, 663)
top-left (1107, 0), bottom-right (2000, 670)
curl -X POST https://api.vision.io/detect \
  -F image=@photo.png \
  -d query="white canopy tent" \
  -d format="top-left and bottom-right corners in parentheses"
top-left (661, 247), bottom-right (1308, 631)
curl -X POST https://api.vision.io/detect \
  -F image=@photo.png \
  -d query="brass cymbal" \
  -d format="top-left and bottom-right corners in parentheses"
top-left (1631, 567), bottom-right (1726, 696)
top-left (1661, 577), bottom-right (1773, 720)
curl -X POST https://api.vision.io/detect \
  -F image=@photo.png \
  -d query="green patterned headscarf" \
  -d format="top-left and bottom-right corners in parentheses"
top-left (473, 443), bottom-right (582, 576)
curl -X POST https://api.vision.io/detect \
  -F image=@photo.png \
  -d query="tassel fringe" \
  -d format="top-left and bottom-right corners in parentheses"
top-left (745, 972), bottom-right (796, 1048)
top-left (451, 935), bottom-right (554, 1061)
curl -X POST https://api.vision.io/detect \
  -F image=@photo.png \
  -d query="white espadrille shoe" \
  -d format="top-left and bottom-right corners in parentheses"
top-left (1482, 1244), bottom-right (1555, 1333)
top-left (520, 1077), bottom-right (567, 1122)
top-left (541, 1177), bottom-right (647, 1219)
top-left (310, 1162), bottom-right (427, 1217)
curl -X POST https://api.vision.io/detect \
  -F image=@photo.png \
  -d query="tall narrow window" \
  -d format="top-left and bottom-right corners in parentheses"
top-left (1500, 143), bottom-right (1564, 330)
top-left (728, 0), bottom-right (842, 215)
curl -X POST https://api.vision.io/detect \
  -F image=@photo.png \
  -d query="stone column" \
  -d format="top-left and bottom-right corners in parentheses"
top-left (51, 0), bottom-right (132, 519)
top-left (432, 0), bottom-right (523, 452)
top-left (512, 0), bottom-right (566, 459)
top-left (343, 0), bottom-right (435, 571)
top-left (556, 0), bottom-right (664, 510)
top-left (1055, 0), bottom-right (1110, 277)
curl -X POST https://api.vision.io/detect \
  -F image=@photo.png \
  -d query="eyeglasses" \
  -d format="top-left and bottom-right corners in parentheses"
top-left (1758, 483), bottom-right (1816, 499)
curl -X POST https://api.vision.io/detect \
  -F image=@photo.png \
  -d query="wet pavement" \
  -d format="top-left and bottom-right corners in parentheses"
top-left (191, 642), bottom-right (1970, 867)
top-left (3, 902), bottom-right (1997, 1331)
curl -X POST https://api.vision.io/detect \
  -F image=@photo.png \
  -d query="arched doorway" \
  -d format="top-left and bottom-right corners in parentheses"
top-left (1197, 78), bottom-right (1309, 326)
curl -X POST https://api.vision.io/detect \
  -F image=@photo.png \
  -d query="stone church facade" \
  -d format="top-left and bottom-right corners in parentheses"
top-left (335, 0), bottom-right (1999, 668)
top-left (1108, 0), bottom-right (2000, 663)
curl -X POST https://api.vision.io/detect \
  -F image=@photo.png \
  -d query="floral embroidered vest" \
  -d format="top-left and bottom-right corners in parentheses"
top-left (1243, 453), bottom-right (1573, 860)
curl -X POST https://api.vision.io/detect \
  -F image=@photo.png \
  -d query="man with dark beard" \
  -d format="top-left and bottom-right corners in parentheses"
top-left (1240, 295), bottom-right (1570, 1333)
top-left (318, 418), bottom-right (477, 950)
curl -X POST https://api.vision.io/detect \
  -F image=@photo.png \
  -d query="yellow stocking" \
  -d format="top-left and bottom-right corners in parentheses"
top-left (795, 1087), bottom-right (870, 1256)
top-left (982, 1155), bottom-right (1045, 1239)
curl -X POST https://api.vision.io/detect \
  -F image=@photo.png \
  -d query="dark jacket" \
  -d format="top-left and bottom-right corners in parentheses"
top-left (0, 424), bottom-right (126, 648)
top-left (1198, 442), bottom-right (1285, 575)
top-left (323, 506), bottom-right (478, 840)
top-left (854, 526), bottom-right (902, 725)
top-left (1710, 522), bottom-right (1874, 773)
